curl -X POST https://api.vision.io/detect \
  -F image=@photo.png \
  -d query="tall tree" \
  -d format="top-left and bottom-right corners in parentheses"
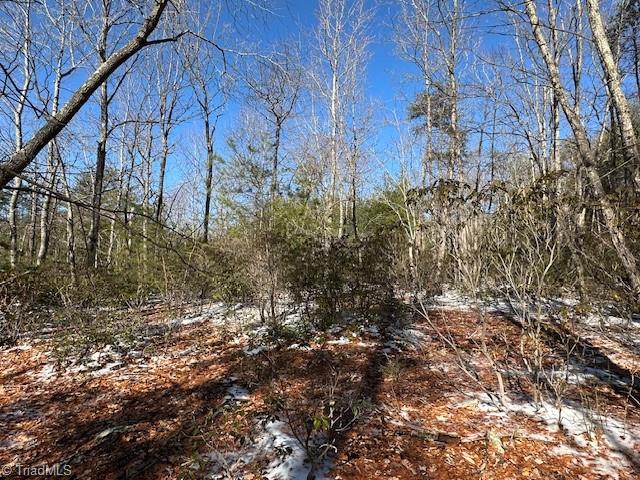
top-left (36, 0), bottom-right (79, 266)
top-left (154, 48), bottom-right (184, 223)
top-left (243, 50), bottom-right (302, 200)
top-left (182, 9), bottom-right (227, 243)
top-left (3, 0), bottom-right (33, 269)
top-left (313, 0), bottom-right (372, 237)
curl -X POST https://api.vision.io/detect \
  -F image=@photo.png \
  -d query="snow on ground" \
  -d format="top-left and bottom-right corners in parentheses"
top-left (34, 363), bottom-right (56, 381)
top-left (170, 302), bottom-right (243, 327)
top-left (470, 392), bottom-right (640, 479)
top-left (424, 289), bottom-right (473, 311)
top-left (6, 295), bottom-right (640, 479)
top-left (418, 287), bottom-right (515, 315)
top-left (359, 324), bottom-right (380, 337)
top-left (583, 314), bottom-right (640, 330)
top-left (545, 363), bottom-right (633, 389)
top-left (223, 377), bottom-right (251, 403)
top-left (26, 302), bottom-right (313, 382)
top-left (327, 336), bottom-right (351, 345)
top-left (208, 417), bottom-right (331, 480)
top-left (208, 380), bottom-right (332, 480)
top-left (261, 420), bottom-right (319, 480)
top-left (384, 325), bottom-right (429, 352)
top-left (243, 345), bottom-right (273, 356)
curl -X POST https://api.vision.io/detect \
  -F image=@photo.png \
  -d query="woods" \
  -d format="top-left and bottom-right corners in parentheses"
top-left (1, 0), bottom-right (639, 479)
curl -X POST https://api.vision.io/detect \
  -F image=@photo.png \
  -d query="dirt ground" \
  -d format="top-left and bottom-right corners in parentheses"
top-left (1, 303), bottom-right (639, 479)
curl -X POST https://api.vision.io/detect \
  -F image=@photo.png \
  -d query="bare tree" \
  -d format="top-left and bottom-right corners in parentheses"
top-left (3, 0), bottom-right (33, 269)
top-left (399, 0), bottom-right (469, 283)
top-left (36, 0), bottom-right (79, 266)
top-left (312, 0), bottom-right (372, 237)
top-left (0, 0), bottom-right (175, 190)
top-left (521, 0), bottom-right (640, 295)
top-left (586, 0), bottom-right (640, 189)
top-left (155, 48), bottom-right (184, 223)
top-left (243, 49), bottom-right (301, 200)
top-left (181, 5), bottom-right (227, 243)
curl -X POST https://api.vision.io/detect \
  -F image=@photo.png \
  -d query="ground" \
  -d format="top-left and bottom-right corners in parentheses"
top-left (1, 295), bottom-right (639, 479)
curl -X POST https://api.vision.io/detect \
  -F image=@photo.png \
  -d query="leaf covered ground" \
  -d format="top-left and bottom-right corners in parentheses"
top-left (1, 299), bottom-right (639, 479)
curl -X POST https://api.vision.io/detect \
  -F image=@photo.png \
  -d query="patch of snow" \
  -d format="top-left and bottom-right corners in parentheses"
top-left (386, 326), bottom-right (428, 351)
top-left (327, 336), bottom-right (351, 345)
top-left (34, 363), bottom-right (56, 381)
top-left (174, 314), bottom-right (208, 326)
top-left (225, 385), bottom-right (250, 403)
top-left (482, 299), bottom-right (512, 314)
top-left (3, 344), bottom-right (32, 353)
top-left (281, 311), bottom-right (302, 325)
top-left (262, 420), bottom-right (327, 480)
top-left (470, 392), bottom-right (640, 478)
top-left (243, 345), bottom-right (272, 356)
top-left (95, 427), bottom-right (116, 440)
top-left (169, 302), bottom-right (244, 328)
top-left (207, 418), bottom-right (331, 480)
top-left (360, 324), bottom-right (380, 337)
top-left (426, 289), bottom-right (472, 311)
top-left (90, 361), bottom-right (123, 376)
top-left (546, 365), bottom-right (630, 389)
top-left (583, 314), bottom-right (639, 330)
top-left (552, 297), bottom-right (581, 308)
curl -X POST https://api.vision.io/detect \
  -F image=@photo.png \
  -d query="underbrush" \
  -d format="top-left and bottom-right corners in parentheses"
top-left (50, 307), bottom-right (148, 365)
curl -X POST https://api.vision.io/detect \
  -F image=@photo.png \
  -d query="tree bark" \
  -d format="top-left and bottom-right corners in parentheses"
top-left (60, 162), bottom-right (77, 285)
top-left (271, 121), bottom-right (282, 199)
top-left (203, 108), bottom-right (214, 243)
top-left (87, 75), bottom-right (109, 268)
top-left (36, 66), bottom-right (63, 267)
top-left (9, 179), bottom-right (21, 269)
top-left (36, 146), bottom-right (58, 266)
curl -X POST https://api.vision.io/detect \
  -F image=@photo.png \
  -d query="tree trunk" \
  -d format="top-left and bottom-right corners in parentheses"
top-left (8, 178), bottom-right (21, 269)
top-left (61, 163), bottom-right (77, 286)
top-left (156, 128), bottom-right (169, 223)
top-left (28, 190), bottom-right (37, 260)
top-left (36, 62), bottom-right (64, 267)
top-left (36, 148), bottom-right (58, 266)
top-left (9, 1), bottom-right (32, 268)
top-left (142, 124), bottom-right (153, 270)
top-left (107, 138), bottom-right (128, 267)
top-left (156, 91), bottom-right (171, 223)
top-left (87, 80), bottom-right (109, 269)
top-left (271, 121), bottom-right (282, 199)
top-left (203, 112), bottom-right (214, 243)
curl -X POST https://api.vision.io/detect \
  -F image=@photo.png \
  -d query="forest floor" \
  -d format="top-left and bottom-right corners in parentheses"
top-left (1, 294), bottom-right (639, 479)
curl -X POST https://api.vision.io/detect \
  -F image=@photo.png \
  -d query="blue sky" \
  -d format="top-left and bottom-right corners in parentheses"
top-left (199, 0), bottom-right (427, 186)
top-left (11, 0), bottom-right (583, 200)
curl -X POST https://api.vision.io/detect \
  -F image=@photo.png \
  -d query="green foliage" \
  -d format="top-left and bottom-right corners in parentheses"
top-left (50, 307), bottom-right (145, 364)
top-left (273, 231), bottom-right (393, 328)
top-left (409, 87), bottom-right (454, 134)
top-left (312, 415), bottom-right (330, 431)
